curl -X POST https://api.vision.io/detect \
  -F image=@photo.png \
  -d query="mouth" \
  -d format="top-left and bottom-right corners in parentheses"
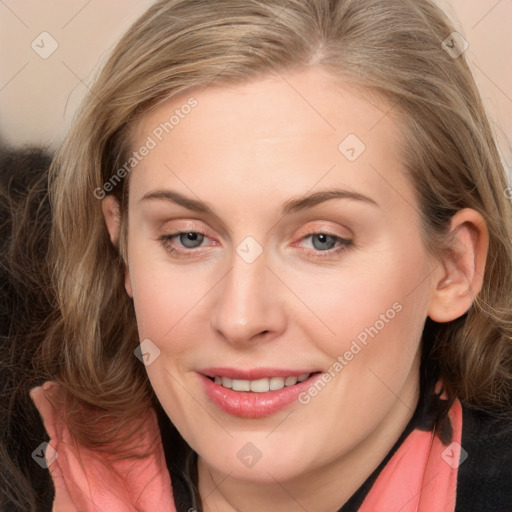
top-left (198, 368), bottom-right (323, 418)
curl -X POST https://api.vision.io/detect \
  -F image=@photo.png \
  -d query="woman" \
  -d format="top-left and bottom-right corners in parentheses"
top-left (2, 0), bottom-right (512, 510)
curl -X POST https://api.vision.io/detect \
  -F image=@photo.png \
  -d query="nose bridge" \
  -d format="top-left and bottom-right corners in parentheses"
top-left (210, 248), bottom-right (285, 345)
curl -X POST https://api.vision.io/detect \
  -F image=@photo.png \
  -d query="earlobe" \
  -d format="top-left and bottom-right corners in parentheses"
top-left (124, 267), bottom-right (133, 298)
top-left (427, 208), bottom-right (489, 323)
top-left (101, 195), bottom-right (133, 298)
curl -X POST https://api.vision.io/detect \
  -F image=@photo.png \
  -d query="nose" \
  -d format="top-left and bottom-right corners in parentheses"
top-left (209, 251), bottom-right (287, 346)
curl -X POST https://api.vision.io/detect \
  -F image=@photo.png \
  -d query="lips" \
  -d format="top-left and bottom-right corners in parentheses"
top-left (198, 367), bottom-right (322, 418)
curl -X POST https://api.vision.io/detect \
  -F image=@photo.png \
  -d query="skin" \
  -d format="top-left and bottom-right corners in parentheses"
top-left (103, 67), bottom-right (488, 512)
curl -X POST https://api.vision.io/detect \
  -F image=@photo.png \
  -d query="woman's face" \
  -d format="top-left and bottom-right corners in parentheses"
top-left (124, 68), bottom-right (438, 484)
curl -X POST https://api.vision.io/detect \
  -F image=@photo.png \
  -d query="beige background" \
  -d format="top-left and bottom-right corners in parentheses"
top-left (0, 0), bottom-right (511, 175)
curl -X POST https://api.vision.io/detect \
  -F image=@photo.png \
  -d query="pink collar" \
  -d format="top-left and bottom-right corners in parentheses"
top-left (31, 380), bottom-right (462, 511)
top-left (30, 381), bottom-right (176, 511)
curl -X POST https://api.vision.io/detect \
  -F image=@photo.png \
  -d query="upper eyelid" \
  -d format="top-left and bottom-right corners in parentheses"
top-left (291, 223), bottom-right (354, 244)
top-left (298, 224), bottom-right (352, 236)
top-left (160, 217), bottom-right (353, 237)
top-left (160, 218), bottom-right (352, 235)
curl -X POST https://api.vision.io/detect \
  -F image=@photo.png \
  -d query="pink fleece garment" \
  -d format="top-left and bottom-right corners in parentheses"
top-left (31, 380), bottom-right (462, 511)
top-left (358, 396), bottom-right (462, 512)
top-left (30, 381), bottom-right (176, 511)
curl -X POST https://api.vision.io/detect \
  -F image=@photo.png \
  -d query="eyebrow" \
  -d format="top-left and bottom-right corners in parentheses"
top-left (139, 188), bottom-right (379, 215)
top-left (139, 190), bottom-right (216, 215)
top-left (282, 189), bottom-right (379, 213)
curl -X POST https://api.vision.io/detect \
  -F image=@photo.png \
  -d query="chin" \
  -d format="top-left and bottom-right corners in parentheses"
top-left (198, 436), bottom-right (313, 484)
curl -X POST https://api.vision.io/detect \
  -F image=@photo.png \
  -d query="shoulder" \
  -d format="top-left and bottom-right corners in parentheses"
top-left (455, 402), bottom-right (512, 512)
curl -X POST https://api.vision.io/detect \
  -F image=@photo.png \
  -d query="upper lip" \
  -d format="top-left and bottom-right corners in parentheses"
top-left (199, 367), bottom-right (320, 380)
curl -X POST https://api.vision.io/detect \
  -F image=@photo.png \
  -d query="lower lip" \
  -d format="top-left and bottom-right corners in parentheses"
top-left (199, 373), bottom-right (321, 418)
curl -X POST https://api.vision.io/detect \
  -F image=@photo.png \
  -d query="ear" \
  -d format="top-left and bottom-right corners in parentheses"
top-left (101, 195), bottom-right (133, 298)
top-left (102, 195), bottom-right (121, 246)
top-left (427, 208), bottom-right (489, 323)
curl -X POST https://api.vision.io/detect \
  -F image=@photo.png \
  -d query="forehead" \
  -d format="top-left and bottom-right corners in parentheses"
top-left (127, 67), bottom-right (413, 215)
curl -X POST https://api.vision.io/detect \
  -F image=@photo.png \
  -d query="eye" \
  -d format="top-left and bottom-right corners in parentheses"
top-left (159, 230), bottom-right (212, 257)
top-left (298, 232), bottom-right (353, 258)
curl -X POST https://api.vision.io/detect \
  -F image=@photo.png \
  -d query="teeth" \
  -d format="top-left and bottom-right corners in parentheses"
top-left (231, 379), bottom-right (250, 392)
top-left (284, 376), bottom-right (298, 386)
top-left (213, 373), bottom-right (311, 392)
top-left (250, 378), bottom-right (270, 393)
top-left (221, 377), bottom-right (232, 389)
top-left (269, 377), bottom-right (285, 391)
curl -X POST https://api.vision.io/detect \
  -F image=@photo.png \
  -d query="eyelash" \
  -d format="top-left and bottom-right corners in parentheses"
top-left (158, 230), bottom-right (354, 260)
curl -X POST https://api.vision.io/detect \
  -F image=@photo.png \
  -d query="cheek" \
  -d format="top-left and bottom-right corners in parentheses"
top-left (288, 238), bottom-right (431, 361)
top-left (127, 238), bottom-right (215, 354)
top-left (290, 243), bottom-right (429, 440)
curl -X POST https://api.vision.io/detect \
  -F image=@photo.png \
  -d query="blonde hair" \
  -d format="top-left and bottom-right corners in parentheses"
top-left (43, 0), bottom-right (512, 458)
